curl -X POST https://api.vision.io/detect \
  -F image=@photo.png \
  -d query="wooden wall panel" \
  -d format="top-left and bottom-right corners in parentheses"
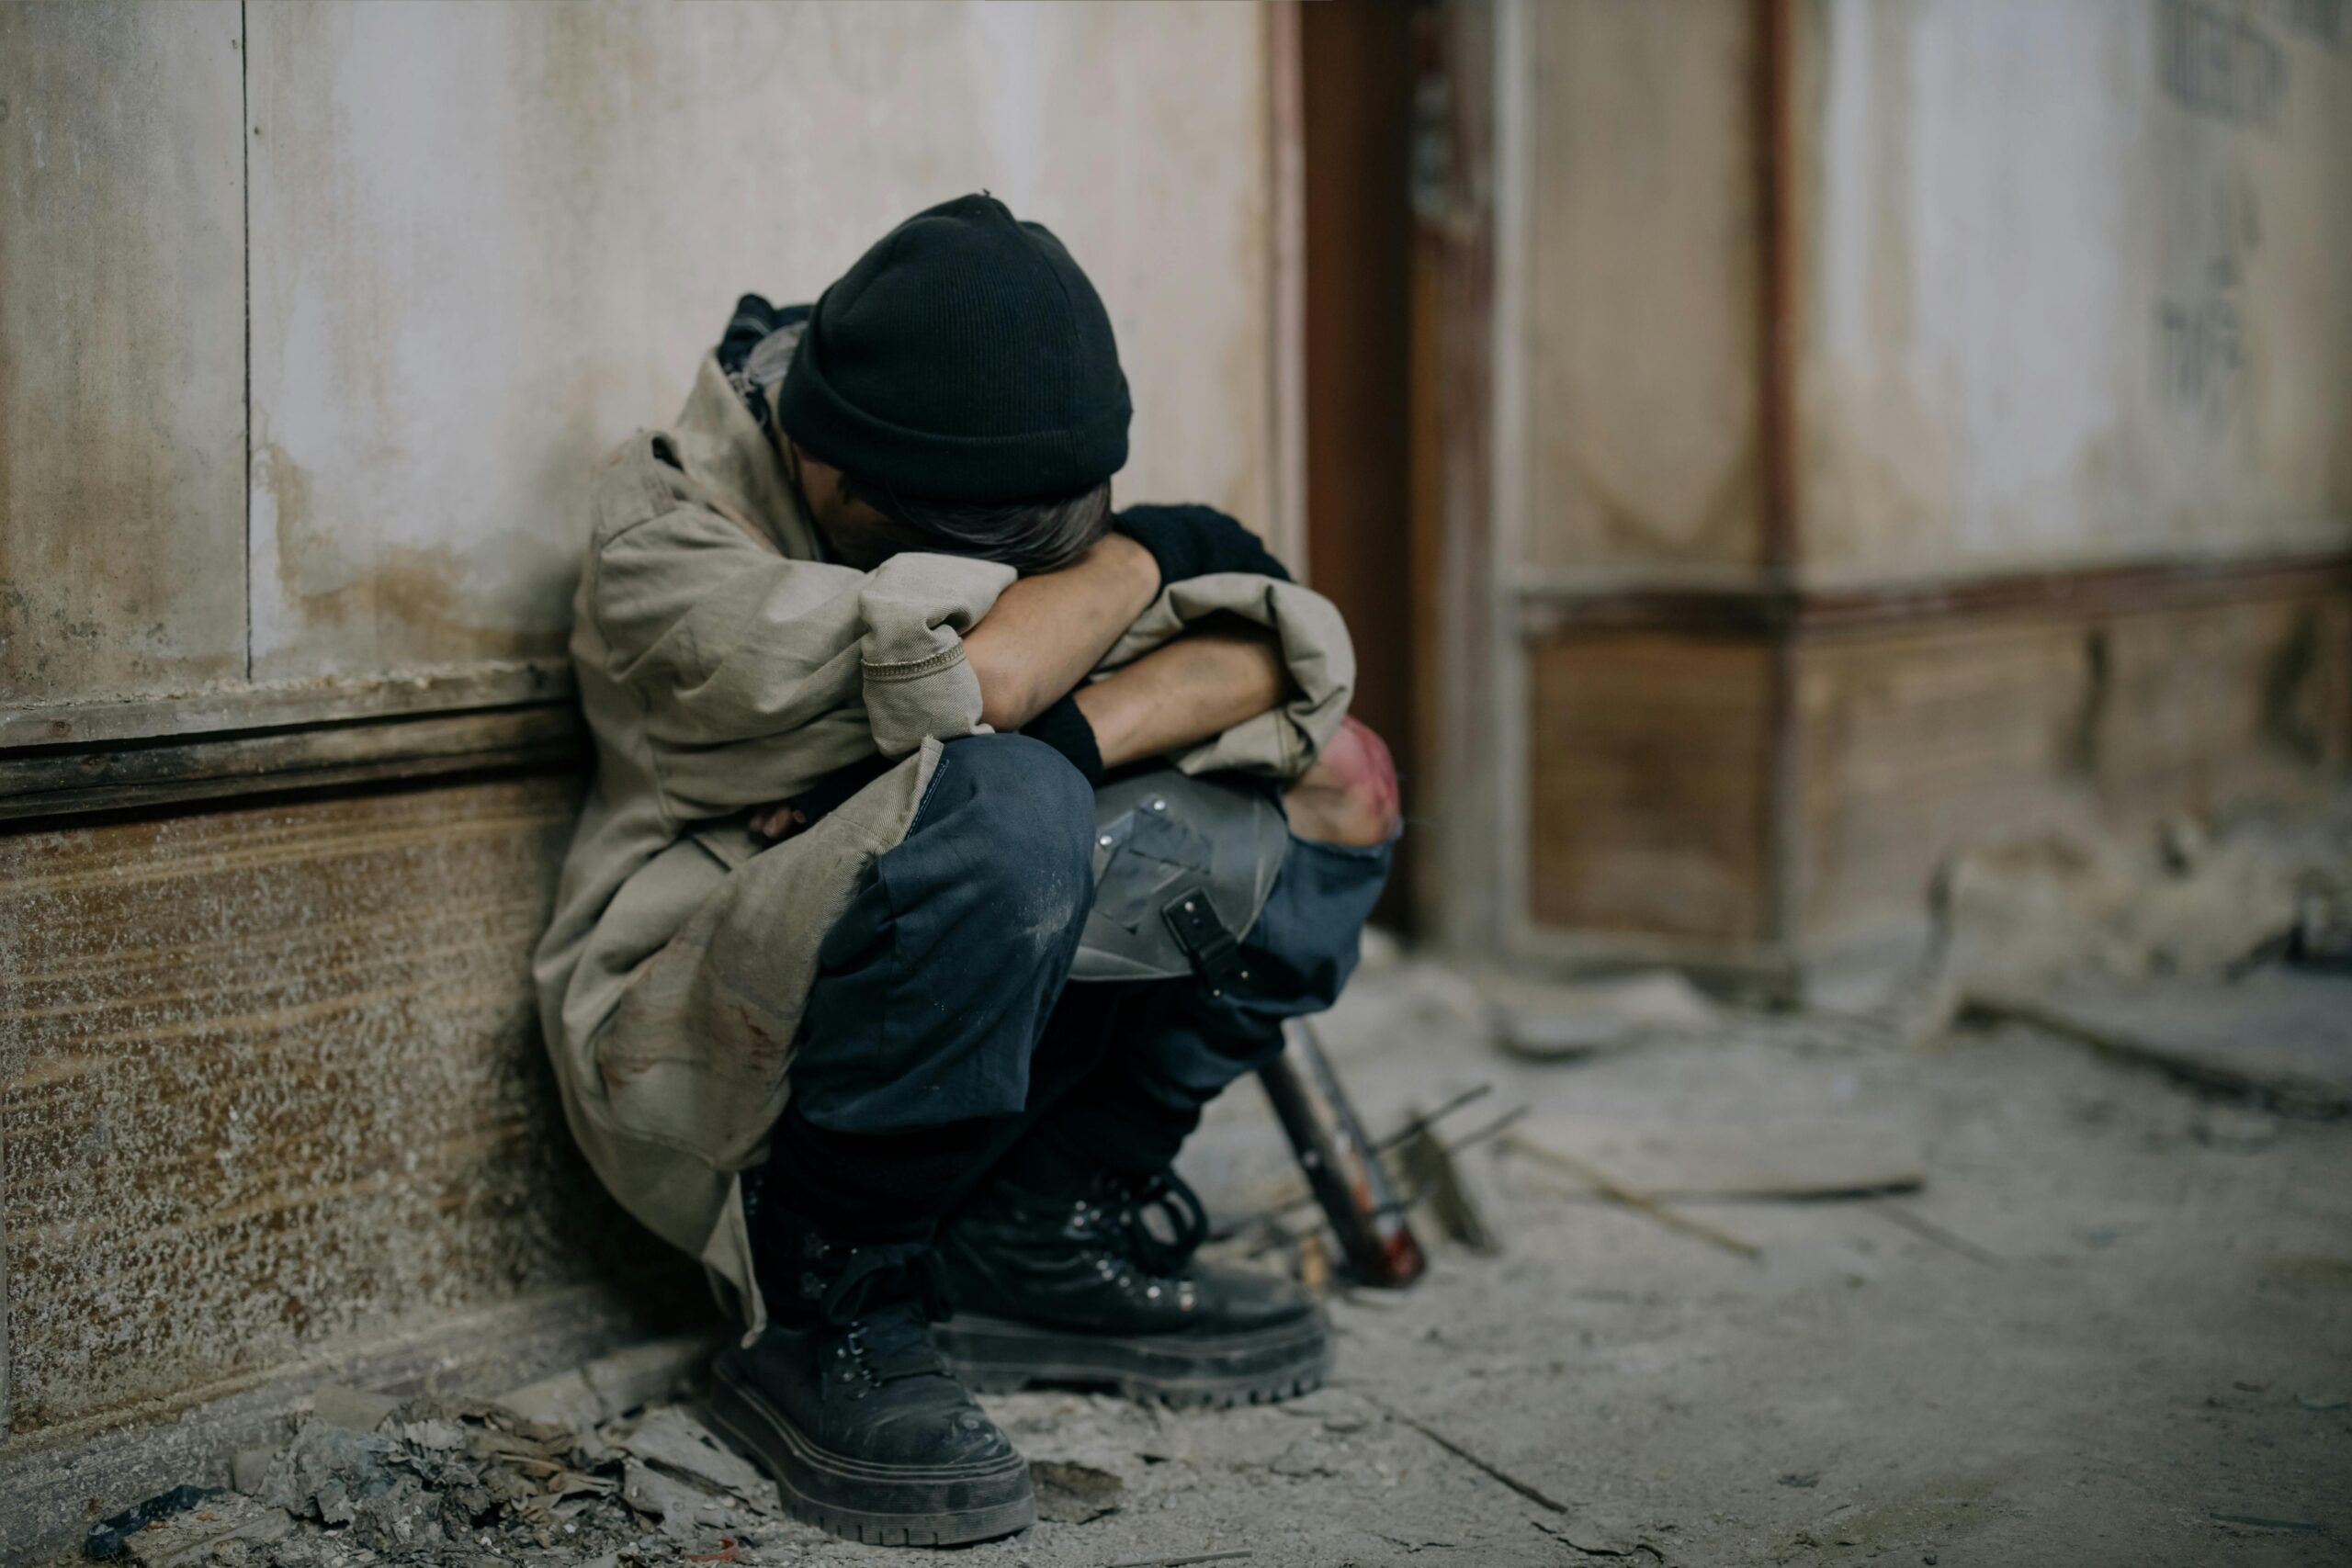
top-left (0, 3), bottom-right (247, 705)
top-left (1792, 589), bottom-right (2352, 943)
top-left (244, 0), bottom-right (1273, 685)
top-left (1303, 0), bottom-right (1418, 929)
top-left (0, 778), bottom-right (691, 1443)
top-left (1791, 616), bottom-right (2110, 944)
top-left (1526, 632), bottom-right (1775, 942)
top-left (2095, 594), bottom-right (2352, 797)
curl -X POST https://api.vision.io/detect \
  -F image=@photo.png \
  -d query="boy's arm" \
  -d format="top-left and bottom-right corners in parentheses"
top-left (963, 503), bottom-right (1299, 730)
top-left (596, 502), bottom-right (1015, 813)
top-left (751, 626), bottom-right (1289, 840)
top-left (1072, 625), bottom-right (1287, 770)
top-left (960, 533), bottom-right (1159, 730)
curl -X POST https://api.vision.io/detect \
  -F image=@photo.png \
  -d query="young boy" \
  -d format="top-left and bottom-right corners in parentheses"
top-left (534, 195), bottom-right (1398, 1546)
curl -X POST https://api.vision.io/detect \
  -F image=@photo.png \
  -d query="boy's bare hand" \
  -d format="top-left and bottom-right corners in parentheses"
top-left (1283, 716), bottom-right (1401, 847)
top-left (749, 802), bottom-right (809, 842)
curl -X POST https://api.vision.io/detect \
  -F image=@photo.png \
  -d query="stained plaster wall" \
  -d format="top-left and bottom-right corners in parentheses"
top-left (1495, 0), bottom-right (2352, 970)
top-left (1792, 0), bottom-right (2352, 585)
top-left (0, 3), bottom-right (248, 707)
top-left (1519, 0), bottom-right (1769, 587)
top-left (1507, 0), bottom-right (2352, 596)
top-left (5, 0), bottom-right (1277, 711)
top-left (0, 0), bottom-right (1278, 1468)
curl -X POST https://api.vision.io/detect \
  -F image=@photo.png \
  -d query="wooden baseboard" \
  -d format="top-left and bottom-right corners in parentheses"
top-left (0, 663), bottom-right (575, 750)
top-left (0, 776), bottom-right (708, 1489)
top-left (1514, 546), bottom-right (2352, 638)
top-left (1519, 549), bottom-right (2352, 960)
top-left (0, 704), bottom-right (585, 825)
top-left (0, 661), bottom-right (585, 826)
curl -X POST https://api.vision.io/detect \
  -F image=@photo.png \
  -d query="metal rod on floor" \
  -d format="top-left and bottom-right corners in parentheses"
top-left (1500, 1132), bottom-right (1762, 1261)
top-left (1257, 1020), bottom-right (1428, 1286)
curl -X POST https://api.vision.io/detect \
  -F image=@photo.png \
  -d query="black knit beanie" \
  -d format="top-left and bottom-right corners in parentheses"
top-left (774, 194), bottom-right (1130, 505)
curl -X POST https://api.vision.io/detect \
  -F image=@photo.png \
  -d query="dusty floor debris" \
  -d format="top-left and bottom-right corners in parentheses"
top-left (46, 878), bottom-right (2352, 1567)
top-left (1970, 970), bottom-right (2352, 1117)
top-left (1888, 796), bottom-right (2352, 1042)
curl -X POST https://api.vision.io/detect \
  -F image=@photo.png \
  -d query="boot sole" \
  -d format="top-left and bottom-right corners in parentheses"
top-left (935, 1311), bottom-right (1333, 1410)
top-left (705, 1356), bottom-right (1035, 1546)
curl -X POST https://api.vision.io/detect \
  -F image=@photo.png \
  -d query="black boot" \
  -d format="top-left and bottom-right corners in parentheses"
top-left (706, 1229), bottom-right (1034, 1547)
top-left (933, 1166), bottom-right (1332, 1408)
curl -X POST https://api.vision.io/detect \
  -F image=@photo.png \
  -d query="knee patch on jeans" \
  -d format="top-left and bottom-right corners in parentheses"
top-left (927, 735), bottom-right (1096, 881)
top-left (788, 733), bottom-right (1098, 1135)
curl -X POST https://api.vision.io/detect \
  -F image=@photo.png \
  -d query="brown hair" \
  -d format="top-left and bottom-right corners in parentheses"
top-left (835, 473), bottom-right (1114, 576)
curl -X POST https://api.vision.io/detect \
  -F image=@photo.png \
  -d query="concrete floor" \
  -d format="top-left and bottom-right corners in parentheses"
top-left (79, 953), bottom-right (2350, 1568)
top-left (867, 953), bottom-right (2352, 1568)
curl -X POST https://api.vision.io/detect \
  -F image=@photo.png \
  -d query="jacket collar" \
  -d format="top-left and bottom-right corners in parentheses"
top-left (667, 349), bottom-right (823, 560)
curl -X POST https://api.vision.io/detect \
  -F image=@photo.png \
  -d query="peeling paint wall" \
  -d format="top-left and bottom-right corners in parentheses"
top-left (0, 3), bottom-right (247, 707)
top-left (1508, 0), bottom-right (2351, 593)
top-left (7, 0), bottom-right (1275, 709)
top-left (1521, 0), bottom-right (1767, 584)
top-left (0, 0), bottom-right (1277, 1465)
top-left (1497, 0), bottom-right (2352, 968)
top-left (1793, 0), bottom-right (2352, 582)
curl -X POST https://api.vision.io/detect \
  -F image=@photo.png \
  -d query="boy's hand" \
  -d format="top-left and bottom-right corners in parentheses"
top-left (747, 753), bottom-right (894, 843)
top-left (1112, 504), bottom-right (1292, 587)
top-left (1283, 716), bottom-right (1401, 847)
top-left (749, 802), bottom-right (808, 842)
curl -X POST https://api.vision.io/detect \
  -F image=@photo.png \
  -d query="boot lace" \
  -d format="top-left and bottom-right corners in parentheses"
top-left (816, 1243), bottom-right (954, 1393)
top-left (1108, 1168), bottom-right (1210, 1278)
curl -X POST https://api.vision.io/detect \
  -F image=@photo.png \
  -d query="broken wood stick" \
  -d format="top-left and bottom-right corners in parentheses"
top-left (1223, 1101), bottom-right (1526, 1240)
top-left (1869, 1199), bottom-right (2003, 1267)
top-left (1396, 1114), bottom-right (1499, 1253)
top-left (1500, 1132), bottom-right (1762, 1260)
top-left (1374, 1082), bottom-right (1493, 1153)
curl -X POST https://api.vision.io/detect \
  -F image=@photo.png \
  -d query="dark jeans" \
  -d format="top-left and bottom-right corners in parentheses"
top-left (754, 732), bottom-right (1391, 1250)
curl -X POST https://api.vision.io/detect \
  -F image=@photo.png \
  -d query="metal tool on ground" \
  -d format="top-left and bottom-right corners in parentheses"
top-left (1221, 1099), bottom-right (1525, 1254)
top-left (1256, 1020), bottom-right (1427, 1286)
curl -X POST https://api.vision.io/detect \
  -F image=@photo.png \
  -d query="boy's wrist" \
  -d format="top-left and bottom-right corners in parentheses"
top-left (1109, 503), bottom-right (1290, 588)
top-left (1021, 693), bottom-right (1106, 787)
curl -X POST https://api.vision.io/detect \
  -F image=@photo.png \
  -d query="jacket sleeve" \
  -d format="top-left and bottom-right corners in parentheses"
top-left (1093, 571), bottom-right (1358, 780)
top-left (592, 505), bottom-right (1015, 768)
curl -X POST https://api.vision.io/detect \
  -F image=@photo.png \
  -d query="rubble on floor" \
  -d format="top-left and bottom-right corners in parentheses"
top-left (1484, 969), bottom-right (1723, 1062)
top-left (1890, 797), bottom-right (2352, 1030)
top-left (1873, 797), bottom-right (2352, 1114)
top-left (94, 1380), bottom-right (786, 1568)
top-left (62, 794), bottom-right (2352, 1568)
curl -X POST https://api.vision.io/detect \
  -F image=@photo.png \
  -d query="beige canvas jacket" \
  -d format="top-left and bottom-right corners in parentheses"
top-left (532, 338), bottom-right (1356, 1326)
